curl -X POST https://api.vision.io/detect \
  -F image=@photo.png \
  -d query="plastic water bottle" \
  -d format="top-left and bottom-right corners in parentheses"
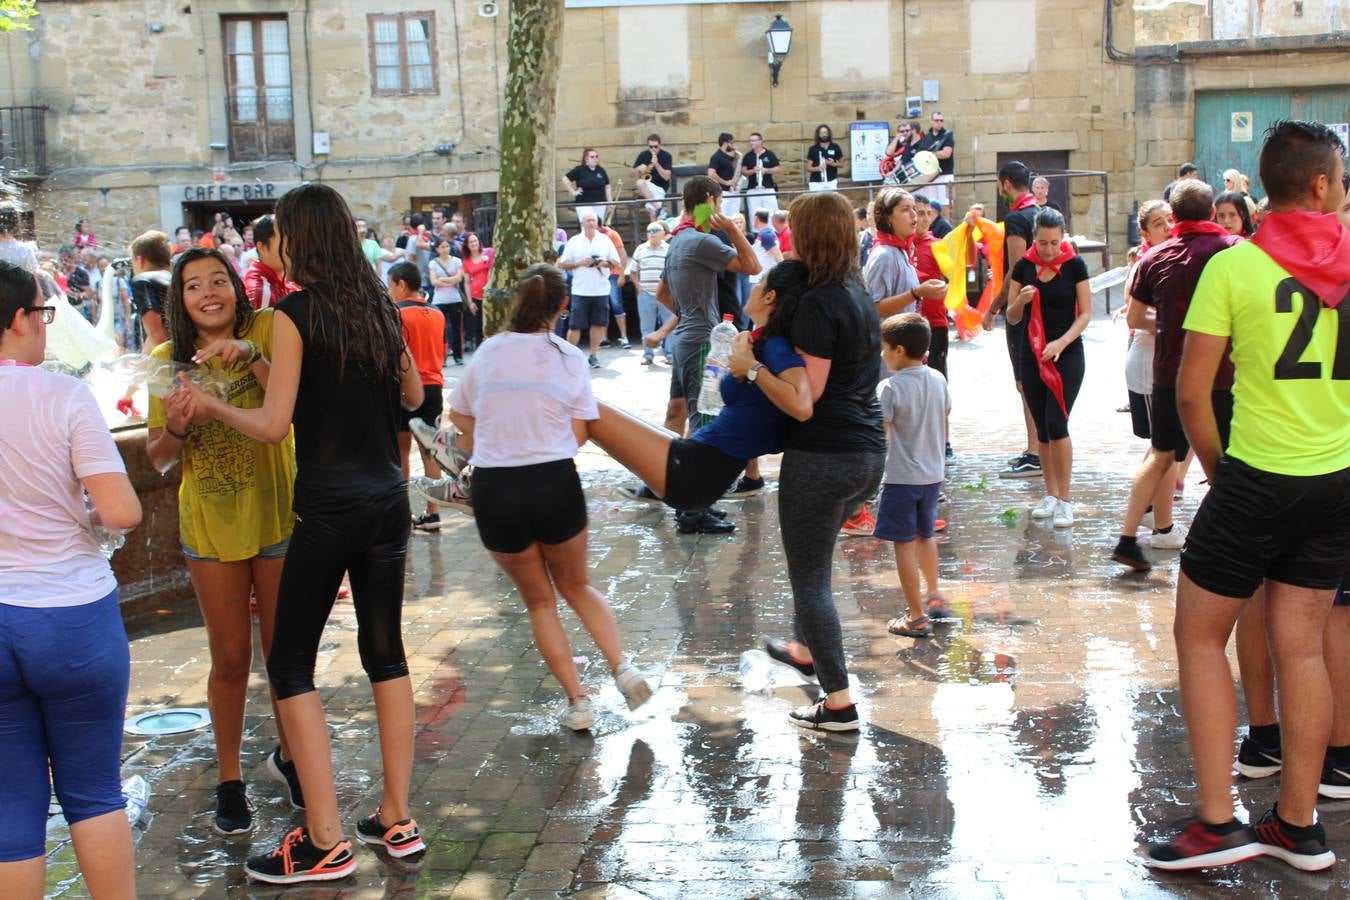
top-left (1088, 266), bottom-right (1129, 294)
top-left (738, 649), bottom-right (774, 695)
top-left (697, 315), bottom-right (739, 416)
top-left (122, 775), bottom-right (150, 825)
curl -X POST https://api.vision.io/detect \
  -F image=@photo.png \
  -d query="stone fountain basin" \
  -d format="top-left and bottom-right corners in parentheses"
top-left (111, 425), bottom-right (194, 620)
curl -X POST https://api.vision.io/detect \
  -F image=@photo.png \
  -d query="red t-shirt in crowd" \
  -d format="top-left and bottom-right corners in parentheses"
top-left (1128, 230), bottom-right (1240, 390)
top-left (398, 298), bottom-right (446, 387)
top-left (913, 232), bottom-right (948, 329)
top-left (243, 260), bottom-right (301, 310)
top-left (462, 249), bottom-right (494, 301)
top-left (776, 226), bottom-right (794, 254)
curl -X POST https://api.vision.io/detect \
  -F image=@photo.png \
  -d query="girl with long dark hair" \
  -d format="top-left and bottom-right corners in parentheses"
top-left (181, 184), bottom-right (426, 884)
top-left (449, 264), bottom-right (654, 732)
top-left (145, 248), bottom-right (299, 835)
top-left (1215, 190), bottom-right (1255, 238)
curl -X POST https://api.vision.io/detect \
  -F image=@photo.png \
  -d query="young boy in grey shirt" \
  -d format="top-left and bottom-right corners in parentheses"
top-left (874, 313), bottom-right (951, 638)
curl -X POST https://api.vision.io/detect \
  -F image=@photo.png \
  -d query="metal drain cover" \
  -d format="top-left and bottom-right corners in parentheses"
top-left (124, 707), bottom-right (212, 736)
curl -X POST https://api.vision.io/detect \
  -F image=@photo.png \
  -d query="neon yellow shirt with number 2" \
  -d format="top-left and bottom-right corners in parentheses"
top-left (148, 308), bottom-right (297, 561)
top-left (1185, 240), bottom-right (1350, 477)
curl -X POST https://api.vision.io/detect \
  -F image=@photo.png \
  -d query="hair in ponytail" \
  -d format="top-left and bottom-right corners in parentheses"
top-left (506, 264), bottom-right (568, 333)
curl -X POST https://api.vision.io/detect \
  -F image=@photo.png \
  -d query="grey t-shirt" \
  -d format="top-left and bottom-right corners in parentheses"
top-left (663, 228), bottom-right (736, 346)
top-left (879, 364), bottom-right (950, 485)
top-left (863, 244), bottom-right (918, 312)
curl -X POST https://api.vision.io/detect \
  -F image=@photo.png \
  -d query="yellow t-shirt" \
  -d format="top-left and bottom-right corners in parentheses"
top-left (1185, 240), bottom-right (1350, 476)
top-left (148, 308), bottom-right (298, 561)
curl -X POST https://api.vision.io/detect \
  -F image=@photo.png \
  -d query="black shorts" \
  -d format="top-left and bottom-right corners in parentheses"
top-left (471, 459), bottom-right (588, 554)
top-left (1004, 317), bottom-right (1024, 382)
top-left (1150, 388), bottom-right (1232, 461)
top-left (569, 294), bottom-right (609, 331)
top-left (399, 384), bottom-right (443, 433)
top-left (1129, 390), bottom-right (1152, 440)
top-left (1180, 457), bottom-right (1350, 599)
top-left (662, 438), bottom-right (746, 510)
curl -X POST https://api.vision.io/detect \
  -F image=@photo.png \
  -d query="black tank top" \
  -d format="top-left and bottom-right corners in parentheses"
top-left (276, 289), bottom-right (404, 515)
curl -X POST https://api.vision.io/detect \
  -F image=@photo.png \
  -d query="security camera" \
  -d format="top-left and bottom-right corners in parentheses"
top-left (478, 2), bottom-right (499, 17)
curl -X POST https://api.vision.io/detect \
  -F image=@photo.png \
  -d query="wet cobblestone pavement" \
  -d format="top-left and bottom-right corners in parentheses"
top-left (50, 315), bottom-right (1350, 897)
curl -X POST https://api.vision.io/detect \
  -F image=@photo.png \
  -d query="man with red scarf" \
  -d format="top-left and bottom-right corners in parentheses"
top-left (241, 215), bottom-right (299, 310)
top-left (1112, 181), bottom-right (1239, 572)
top-left (981, 161), bottom-right (1042, 479)
top-left (1147, 120), bottom-right (1350, 873)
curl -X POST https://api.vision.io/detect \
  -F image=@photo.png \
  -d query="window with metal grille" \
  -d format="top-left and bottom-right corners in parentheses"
top-left (224, 16), bottom-right (295, 162)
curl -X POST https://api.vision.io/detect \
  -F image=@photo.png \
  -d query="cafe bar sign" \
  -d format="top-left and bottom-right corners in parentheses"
top-left (182, 182), bottom-right (281, 202)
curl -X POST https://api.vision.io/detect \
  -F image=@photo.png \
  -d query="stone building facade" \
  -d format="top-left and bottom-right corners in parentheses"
top-left (1, 0), bottom-right (1347, 258)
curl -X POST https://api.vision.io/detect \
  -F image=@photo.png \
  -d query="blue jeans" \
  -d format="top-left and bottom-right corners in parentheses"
top-left (0, 589), bottom-right (129, 860)
top-left (637, 291), bottom-right (672, 360)
top-left (608, 274), bottom-right (625, 319)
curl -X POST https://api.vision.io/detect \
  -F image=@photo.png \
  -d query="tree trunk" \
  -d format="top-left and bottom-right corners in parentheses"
top-left (484, 0), bottom-right (563, 335)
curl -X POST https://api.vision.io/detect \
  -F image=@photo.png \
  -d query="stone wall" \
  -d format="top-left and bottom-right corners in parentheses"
top-left (554, 0), bottom-right (1137, 255)
top-left (1, 0), bottom-right (509, 248)
top-left (1134, 0), bottom-right (1211, 45)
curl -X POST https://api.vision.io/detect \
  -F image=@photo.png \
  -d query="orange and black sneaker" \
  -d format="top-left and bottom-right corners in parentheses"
top-left (1144, 818), bottom-right (1260, 871)
top-left (355, 811), bottom-right (426, 859)
top-left (244, 827), bottom-right (357, 884)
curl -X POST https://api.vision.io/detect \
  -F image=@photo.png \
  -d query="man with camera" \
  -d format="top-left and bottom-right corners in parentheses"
top-left (558, 211), bottom-right (621, 369)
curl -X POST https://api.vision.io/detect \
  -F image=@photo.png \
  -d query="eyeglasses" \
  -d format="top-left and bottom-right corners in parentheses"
top-left (22, 305), bottom-right (55, 324)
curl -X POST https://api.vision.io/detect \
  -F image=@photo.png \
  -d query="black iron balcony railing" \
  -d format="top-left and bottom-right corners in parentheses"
top-left (0, 106), bottom-right (47, 178)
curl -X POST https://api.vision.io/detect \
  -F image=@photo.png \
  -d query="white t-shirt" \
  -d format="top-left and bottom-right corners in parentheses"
top-left (0, 365), bottom-right (126, 608)
top-left (560, 231), bottom-right (618, 296)
top-left (449, 332), bottom-right (599, 468)
top-left (429, 255), bottom-right (464, 305)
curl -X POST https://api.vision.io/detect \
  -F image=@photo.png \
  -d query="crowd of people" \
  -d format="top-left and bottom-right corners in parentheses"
top-left (2, 117), bottom-right (1348, 893)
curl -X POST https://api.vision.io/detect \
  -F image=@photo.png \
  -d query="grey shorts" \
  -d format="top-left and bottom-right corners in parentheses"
top-left (181, 536), bottom-right (290, 563)
top-left (669, 340), bottom-right (710, 427)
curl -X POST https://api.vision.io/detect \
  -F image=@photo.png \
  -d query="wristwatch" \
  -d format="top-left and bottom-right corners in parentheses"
top-left (746, 363), bottom-right (765, 383)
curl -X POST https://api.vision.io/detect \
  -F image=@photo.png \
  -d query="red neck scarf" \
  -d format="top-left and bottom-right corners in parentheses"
top-left (874, 231), bottom-right (917, 268)
top-left (1019, 241), bottom-right (1077, 420)
top-left (1022, 241), bottom-right (1077, 279)
top-left (1251, 210), bottom-right (1350, 308)
top-left (1171, 219), bottom-right (1231, 239)
top-left (670, 217), bottom-right (701, 238)
top-left (1011, 192), bottom-right (1038, 212)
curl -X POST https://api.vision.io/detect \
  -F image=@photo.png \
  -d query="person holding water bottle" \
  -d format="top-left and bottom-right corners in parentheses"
top-left (647, 174), bottom-right (759, 534)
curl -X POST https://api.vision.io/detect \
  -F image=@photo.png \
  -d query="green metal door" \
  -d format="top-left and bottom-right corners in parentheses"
top-left (1194, 86), bottom-right (1350, 195)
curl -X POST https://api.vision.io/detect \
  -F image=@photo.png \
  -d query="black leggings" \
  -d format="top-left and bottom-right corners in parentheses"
top-left (1020, 339), bottom-right (1084, 442)
top-left (437, 302), bottom-right (465, 361)
top-left (267, 491), bottom-right (411, 700)
top-left (926, 325), bottom-right (949, 380)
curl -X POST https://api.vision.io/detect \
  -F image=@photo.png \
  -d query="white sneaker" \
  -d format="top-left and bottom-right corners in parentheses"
top-left (409, 419), bottom-right (470, 477)
top-left (1053, 499), bottom-right (1075, 528)
top-left (559, 697), bottom-right (595, 732)
top-left (1140, 510), bottom-right (1156, 531)
top-left (1150, 525), bottom-right (1186, 549)
top-left (412, 474), bottom-right (473, 515)
top-left (1031, 495), bottom-right (1059, 519)
top-left (613, 662), bottom-right (654, 710)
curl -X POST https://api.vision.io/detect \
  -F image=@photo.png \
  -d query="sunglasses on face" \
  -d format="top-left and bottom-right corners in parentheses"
top-left (22, 305), bottom-right (55, 324)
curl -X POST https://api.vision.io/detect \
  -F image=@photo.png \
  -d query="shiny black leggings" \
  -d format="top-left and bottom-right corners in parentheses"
top-left (267, 492), bottom-right (411, 700)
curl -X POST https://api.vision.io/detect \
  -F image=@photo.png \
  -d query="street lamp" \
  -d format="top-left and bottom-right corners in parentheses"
top-left (766, 14), bottom-right (793, 87)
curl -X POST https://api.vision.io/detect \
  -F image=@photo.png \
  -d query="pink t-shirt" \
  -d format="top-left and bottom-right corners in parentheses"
top-left (0, 365), bottom-right (127, 608)
top-left (449, 332), bottom-right (599, 469)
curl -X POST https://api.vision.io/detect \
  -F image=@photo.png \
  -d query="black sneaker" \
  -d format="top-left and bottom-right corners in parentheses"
top-left (617, 484), bottom-right (664, 504)
top-left (1145, 818), bottom-right (1261, 871)
top-left (788, 699), bottom-right (860, 732)
top-left (1252, 806), bottom-right (1337, 871)
top-left (722, 476), bottom-right (766, 499)
top-left (244, 827), bottom-right (357, 884)
top-left (1111, 536), bottom-right (1153, 572)
top-left (945, 443), bottom-right (954, 461)
top-left (999, 453), bottom-right (1042, 479)
top-left (355, 811), bottom-right (426, 859)
top-left (588, 355), bottom-right (600, 369)
top-left (1235, 732), bottom-right (1282, 779)
top-left (266, 746), bottom-right (305, 811)
top-left (1318, 754), bottom-right (1350, 800)
top-left (707, 506), bottom-right (729, 519)
top-left (676, 510), bottom-right (734, 534)
top-left (618, 338), bottom-right (631, 349)
top-left (412, 512), bottom-right (441, 533)
top-left (764, 638), bottom-right (817, 680)
top-left (213, 780), bottom-right (253, 835)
